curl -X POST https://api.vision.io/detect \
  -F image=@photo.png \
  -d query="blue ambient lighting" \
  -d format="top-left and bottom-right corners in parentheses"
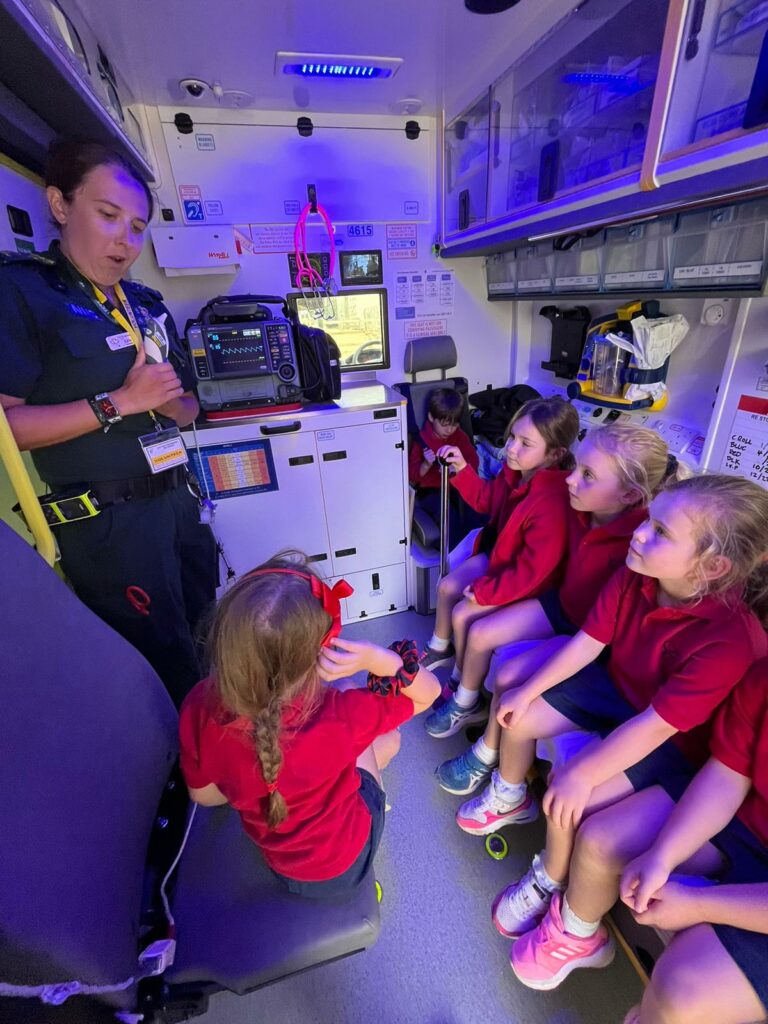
top-left (562, 71), bottom-right (640, 90)
top-left (283, 63), bottom-right (391, 79)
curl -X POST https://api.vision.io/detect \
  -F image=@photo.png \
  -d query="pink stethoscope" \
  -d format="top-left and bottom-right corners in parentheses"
top-left (293, 199), bottom-right (337, 320)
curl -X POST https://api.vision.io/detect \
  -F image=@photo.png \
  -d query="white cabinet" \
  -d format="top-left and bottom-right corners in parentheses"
top-left (184, 383), bottom-right (411, 623)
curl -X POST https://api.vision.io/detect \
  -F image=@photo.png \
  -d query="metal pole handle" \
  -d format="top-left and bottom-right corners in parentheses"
top-left (438, 457), bottom-right (451, 579)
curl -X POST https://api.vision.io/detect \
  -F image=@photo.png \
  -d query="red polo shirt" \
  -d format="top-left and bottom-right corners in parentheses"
top-left (559, 506), bottom-right (648, 627)
top-left (711, 660), bottom-right (768, 848)
top-left (408, 420), bottom-right (478, 490)
top-left (179, 680), bottom-right (414, 881)
top-left (583, 567), bottom-right (767, 765)
top-left (452, 465), bottom-right (570, 607)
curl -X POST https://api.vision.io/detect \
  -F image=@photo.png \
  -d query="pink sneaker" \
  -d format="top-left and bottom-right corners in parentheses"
top-left (456, 778), bottom-right (538, 836)
top-left (510, 892), bottom-right (615, 990)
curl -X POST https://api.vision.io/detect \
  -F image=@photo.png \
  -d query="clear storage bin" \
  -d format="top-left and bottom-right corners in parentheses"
top-left (552, 234), bottom-right (603, 291)
top-left (670, 200), bottom-right (768, 289)
top-left (444, 92), bottom-right (491, 236)
top-left (602, 218), bottom-right (673, 290)
top-left (486, 251), bottom-right (516, 296)
top-left (515, 244), bottom-right (553, 294)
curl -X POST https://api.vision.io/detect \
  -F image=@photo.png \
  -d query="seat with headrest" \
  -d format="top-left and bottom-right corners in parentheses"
top-left (0, 522), bottom-right (379, 1022)
top-left (394, 335), bottom-right (473, 550)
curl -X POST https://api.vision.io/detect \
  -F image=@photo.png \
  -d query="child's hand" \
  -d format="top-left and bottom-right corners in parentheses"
top-left (627, 880), bottom-right (704, 932)
top-left (542, 762), bottom-right (594, 830)
top-left (422, 447), bottom-right (437, 466)
top-left (496, 685), bottom-right (534, 729)
top-left (437, 445), bottom-right (466, 472)
top-left (317, 637), bottom-right (400, 682)
top-left (621, 851), bottom-right (673, 915)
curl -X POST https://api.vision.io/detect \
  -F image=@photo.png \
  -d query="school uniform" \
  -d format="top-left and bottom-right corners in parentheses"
top-left (451, 464), bottom-right (570, 607)
top-left (0, 243), bottom-right (217, 706)
top-left (541, 566), bottom-right (767, 794)
top-left (539, 505), bottom-right (648, 634)
top-left (407, 420), bottom-right (478, 490)
top-left (704, 662), bottom-right (768, 1009)
top-left (180, 680), bottom-right (414, 892)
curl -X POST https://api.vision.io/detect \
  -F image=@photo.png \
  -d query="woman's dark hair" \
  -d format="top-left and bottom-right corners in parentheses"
top-left (45, 138), bottom-right (154, 220)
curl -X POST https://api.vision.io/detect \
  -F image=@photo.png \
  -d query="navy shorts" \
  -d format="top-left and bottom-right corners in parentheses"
top-left (273, 769), bottom-right (386, 899)
top-left (540, 662), bottom-right (695, 799)
top-left (710, 817), bottom-right (768, 1010)
top-left (538, 590), bottom-right (578, 637)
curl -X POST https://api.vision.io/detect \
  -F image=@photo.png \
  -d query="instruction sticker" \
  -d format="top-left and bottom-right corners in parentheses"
top-left (195, 133), bottom-right (216, 151)
top-left (205, 200), bottom-right (224, 216)
top-left (404, 319), bottom-right (448, 341)
top-left (404, 201), bottom-right (420, 216)
top-left (386, 223), bottom-right (418, 260)
top-left (284, 200), bottom-right (301, 215)
top-left (395, 306), bottom-right (416, 319)
top-left (249, 224), bottom-right (295, 252)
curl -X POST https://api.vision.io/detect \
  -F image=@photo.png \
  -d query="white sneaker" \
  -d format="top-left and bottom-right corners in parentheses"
top-left (456, 777), bottom-right (538, 836)
top-left (491, 861), bottom-right (556, 938)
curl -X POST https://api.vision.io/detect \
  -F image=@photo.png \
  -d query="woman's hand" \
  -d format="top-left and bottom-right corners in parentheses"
top-left (621, 851), bottom-right (674, 915)
top-left (542, 762), bottom-right (594, 830)
top-left (496, 685), bottom-right (534, 729)
top-left (317, 637), bottom-right (401, 682)
top-left (627, 880), bottom-right (705, 932)
top-left (113, 346), bottom-right (184, 416)
top-left (437, 445), bottom-right (467, 473)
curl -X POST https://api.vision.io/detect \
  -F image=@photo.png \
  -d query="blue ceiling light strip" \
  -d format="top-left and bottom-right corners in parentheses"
top-left (283, 63), bottom-right (391, 78)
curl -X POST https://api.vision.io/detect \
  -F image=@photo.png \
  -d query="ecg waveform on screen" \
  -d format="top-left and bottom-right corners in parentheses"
top-left (211, 344), bottom-right (266, 357)
top-left (208, 449), bottom-right (272, 492)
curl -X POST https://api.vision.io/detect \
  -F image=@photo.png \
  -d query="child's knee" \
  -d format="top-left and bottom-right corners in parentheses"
top-left (437, 572), bottom-right (462, 602)
top-left (467, 615), bottom-right (496, 653)
top-left (373, 729), bottom-right (401, 769)
top-left (651, 941), bottom-right (709, 1024)
top-left (574, 812), bottom-right (626, 873)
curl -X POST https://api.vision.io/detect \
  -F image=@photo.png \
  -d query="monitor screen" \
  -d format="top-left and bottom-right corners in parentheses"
top-left (339, 249), bottom-right (383, 286)
top-left (204, 326), bottom-right (270, 378)
top-left (287, 288), bottom-right (390, 371)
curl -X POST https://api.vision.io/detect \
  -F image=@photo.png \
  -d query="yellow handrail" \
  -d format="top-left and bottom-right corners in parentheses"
top-left (0, 405), bottom-right (56, 566)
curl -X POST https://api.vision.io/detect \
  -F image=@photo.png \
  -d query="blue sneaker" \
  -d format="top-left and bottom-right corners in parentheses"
top-left (435, 746), bottom-right (495, 795)
top-left (425, 695), bottom-right (487, 739)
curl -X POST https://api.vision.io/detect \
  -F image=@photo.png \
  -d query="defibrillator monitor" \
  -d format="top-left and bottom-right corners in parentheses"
top-left (186, 296), bottom-right (302, 413)
top-left (286, 288), bottom-right (390, 372)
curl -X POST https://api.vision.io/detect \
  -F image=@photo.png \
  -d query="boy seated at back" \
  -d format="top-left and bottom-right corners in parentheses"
top-left (408, 387), bottom-right (483, 541)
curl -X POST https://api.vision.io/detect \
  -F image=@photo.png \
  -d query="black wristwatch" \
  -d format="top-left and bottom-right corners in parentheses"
top-left (88, 393), bottom-right (122, 432)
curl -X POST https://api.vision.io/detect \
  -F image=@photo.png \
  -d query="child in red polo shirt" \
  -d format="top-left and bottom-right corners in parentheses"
top-left (179, 555), bottom-right (440, 896)
top-left (435, 423), bottom-right (674, 791)
top-left (458, 473), bottom-right (768, 950)
top-left (533, 657), bottom-right (768, 1016)
top-left (421, 396), bottom-right (579, 729)
top-left (408, 387), bottom-right (481, 549)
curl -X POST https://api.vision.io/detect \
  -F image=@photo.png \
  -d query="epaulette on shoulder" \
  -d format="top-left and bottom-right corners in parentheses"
top-left (0, 249), bottom-right (56, 268)
top-left (125, 278), bottom-right (164, 304)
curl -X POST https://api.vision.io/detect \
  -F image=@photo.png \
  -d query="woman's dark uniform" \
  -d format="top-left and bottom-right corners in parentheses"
top-left (0, 241), bottom-right (217, 705)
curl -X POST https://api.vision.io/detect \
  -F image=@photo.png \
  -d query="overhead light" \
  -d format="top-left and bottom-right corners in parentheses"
top-left (465, 0), bottom-right (522, 11)
top-left (275, 52), bottom-right (402, 79)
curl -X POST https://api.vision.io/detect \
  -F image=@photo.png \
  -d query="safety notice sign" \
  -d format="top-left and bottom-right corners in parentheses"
top-left (386, 223), bottom-right (418, 260)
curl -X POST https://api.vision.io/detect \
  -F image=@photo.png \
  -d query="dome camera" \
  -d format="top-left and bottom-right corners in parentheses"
top-left (179, 78), bottom-right (209, 98)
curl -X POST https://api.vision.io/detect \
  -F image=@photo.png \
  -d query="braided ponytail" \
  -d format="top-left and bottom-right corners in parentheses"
top-left (253, 695), bottom-right (288, 827)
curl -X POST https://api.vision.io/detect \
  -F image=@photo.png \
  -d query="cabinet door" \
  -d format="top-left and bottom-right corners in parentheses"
top-left (659, 0), bottom-right (768, 167)
top-left (195, 429), bottom-right (332, 578)
top-left (486, 0), bottom-right (669, 221)
top-left (316, 422), bottom-right (407, 577)
top-left (444, 92), bottom-right (491, 237)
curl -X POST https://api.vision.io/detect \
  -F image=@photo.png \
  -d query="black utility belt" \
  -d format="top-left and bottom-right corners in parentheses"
top-left (15, 467), bottom-right (189, 528)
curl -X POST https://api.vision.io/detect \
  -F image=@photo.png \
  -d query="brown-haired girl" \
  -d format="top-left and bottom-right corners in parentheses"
top-left (179, 554), bottom-right (440, 897)
top-left (421, 396), bottom-right (579, 738)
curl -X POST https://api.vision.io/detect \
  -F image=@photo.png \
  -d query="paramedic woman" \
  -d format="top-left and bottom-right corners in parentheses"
top-left (0, 138), bottom-right (217, 706)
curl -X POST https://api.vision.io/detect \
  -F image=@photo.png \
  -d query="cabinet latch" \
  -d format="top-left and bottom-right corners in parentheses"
top-left (395, 441), bottom-right (405, 450)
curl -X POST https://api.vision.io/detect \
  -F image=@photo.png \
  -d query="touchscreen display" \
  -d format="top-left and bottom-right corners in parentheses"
top-left (206, 327), bottom-right (269, 377)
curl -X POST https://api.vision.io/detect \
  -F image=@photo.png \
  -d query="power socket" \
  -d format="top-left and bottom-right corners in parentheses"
top-left (701, 298), bottom-right (734, 326)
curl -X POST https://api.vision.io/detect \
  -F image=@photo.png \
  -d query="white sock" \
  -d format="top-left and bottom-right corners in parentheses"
top-left (561, 893), bottom-right (600, 937)
top-left (454, 683), bottom-right (477, 708)
top-left (472, 736), bottom-right (499, 767)
top-left (429, 633), bottom-right (450, 652)
top-left (450, 664), bottom-right (462, 684)
top-left (491, 769), bottom-right (527, 809)
top-left (532, 851), bottom-right (565, 894)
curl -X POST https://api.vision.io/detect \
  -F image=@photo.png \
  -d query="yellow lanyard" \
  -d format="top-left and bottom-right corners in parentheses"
top-left (90, 280), bottom-right (143, 353)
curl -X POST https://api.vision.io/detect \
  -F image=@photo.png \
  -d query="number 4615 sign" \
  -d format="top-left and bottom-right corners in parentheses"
top-left (347, 224), bottom-right (374, 237)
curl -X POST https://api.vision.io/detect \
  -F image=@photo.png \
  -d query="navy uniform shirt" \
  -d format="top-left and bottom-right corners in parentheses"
top-left (0, 242), bottom-right (194, 488)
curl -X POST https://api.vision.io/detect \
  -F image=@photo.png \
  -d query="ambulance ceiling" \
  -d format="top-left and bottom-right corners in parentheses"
top-left (71, 0), bottom-right (576, 117)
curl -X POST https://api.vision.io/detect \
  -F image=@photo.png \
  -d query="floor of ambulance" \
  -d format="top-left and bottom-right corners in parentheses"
top-left (197, 609), bottom-right (643, 1024)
